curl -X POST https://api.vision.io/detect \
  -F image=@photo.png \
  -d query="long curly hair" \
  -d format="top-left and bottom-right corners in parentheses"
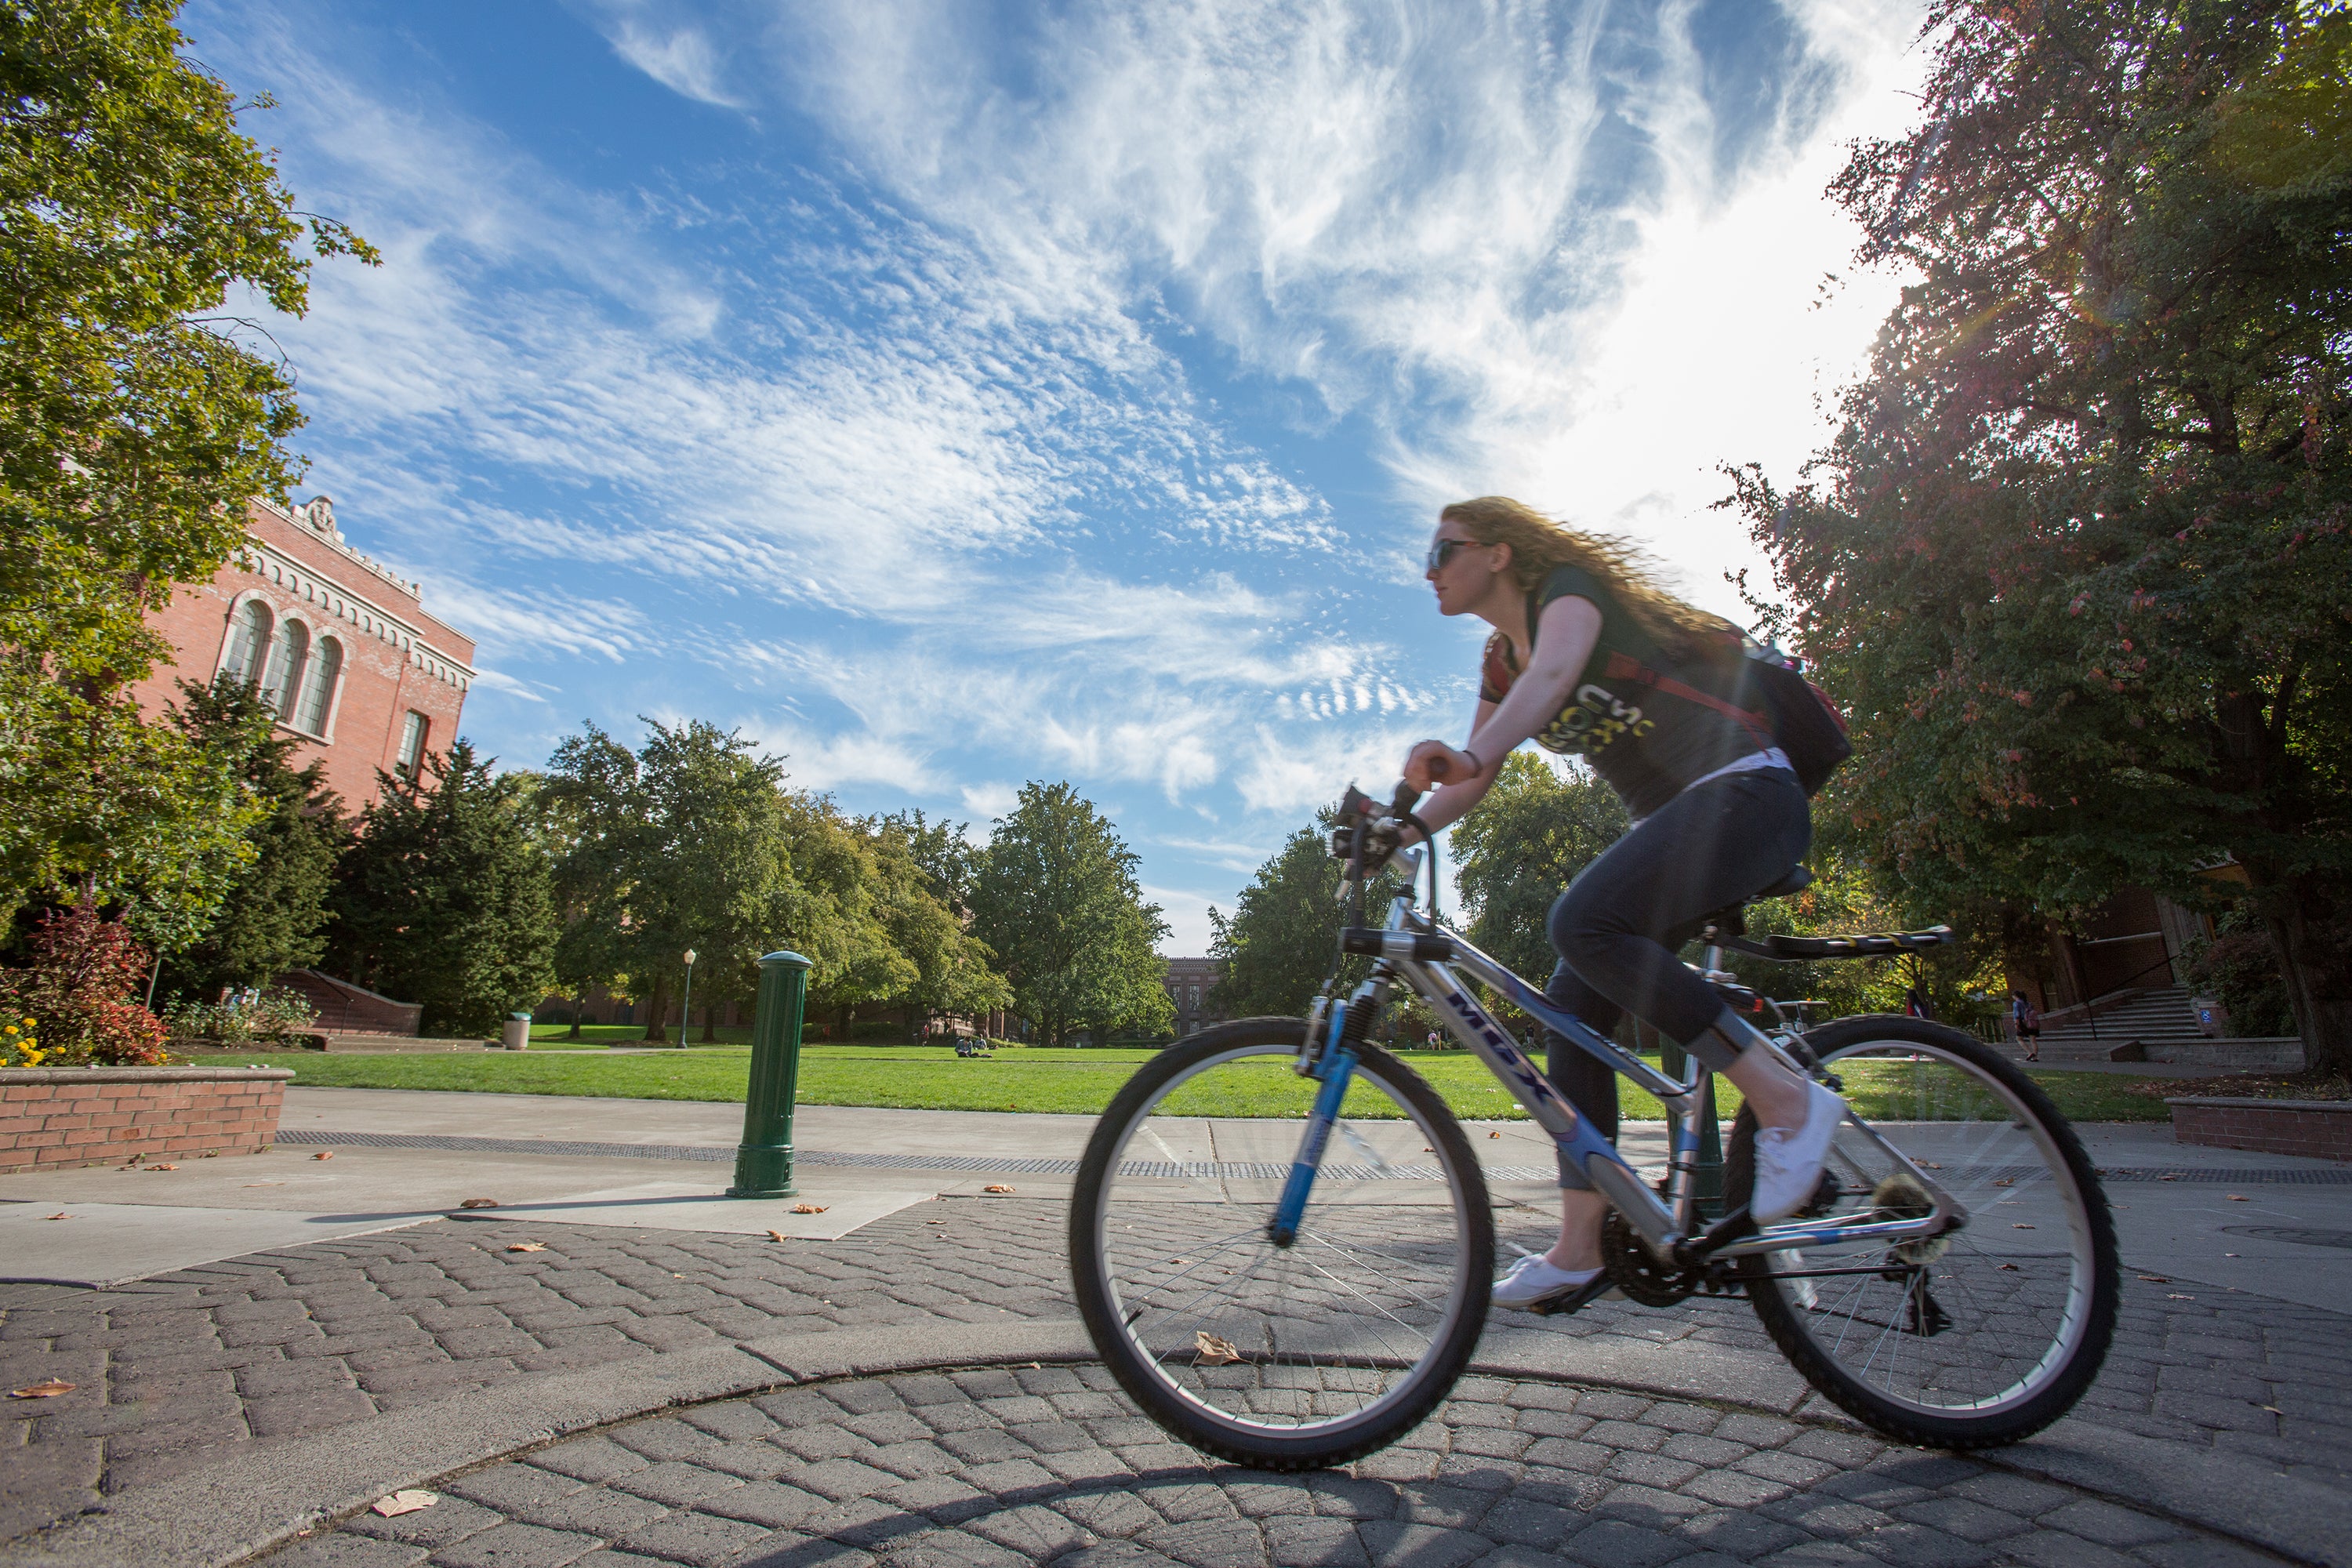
top-left (1438, 496), bottom-right (1738, 663)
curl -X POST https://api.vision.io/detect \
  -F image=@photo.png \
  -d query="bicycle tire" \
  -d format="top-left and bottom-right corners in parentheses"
top-left (1068, 1018), bottom-right (1494, 1469)
top-left (1723, 1016), bottom-right (2118, 1449)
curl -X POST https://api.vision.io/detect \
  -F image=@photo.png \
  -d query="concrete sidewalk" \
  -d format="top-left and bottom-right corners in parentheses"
top-left (6, 1088), bottom-right (2346, 1306)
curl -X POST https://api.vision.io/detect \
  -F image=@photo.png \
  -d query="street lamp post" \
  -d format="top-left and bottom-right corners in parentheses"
top-left (677, 949), bottom-right (697, 1050)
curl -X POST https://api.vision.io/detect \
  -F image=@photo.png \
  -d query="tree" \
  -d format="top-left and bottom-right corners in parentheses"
top-left (161, 677), bottom-right (346, 998)
top-left (542, 720), bottom-right (804, 1042)
top-left (1207, 814), bottom-right (1414, 1022)
top-left (865, 816), bottom-right (1011, 1030)
top-left (1730, 1), bottom-right (2352, 1068)
top-left (326, 742), bottom-right (557, 1036)
top-left (1449, 753), bottom-right (1631, 989)
top-left (0, 0), bottom-right (372, 927)
top-left (970, 782), bottom-right (1174, 1046)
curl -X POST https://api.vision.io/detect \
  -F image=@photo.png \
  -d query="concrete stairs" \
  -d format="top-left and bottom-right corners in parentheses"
top-left (1997, 985), bottom-right (2303, 1070)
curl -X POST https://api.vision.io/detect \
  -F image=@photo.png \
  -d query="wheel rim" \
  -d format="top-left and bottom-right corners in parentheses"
top-left (1085, 1042), bottom-right (1482, 1444)
top-left (1766, 1036), bottom-right (2102, 1420)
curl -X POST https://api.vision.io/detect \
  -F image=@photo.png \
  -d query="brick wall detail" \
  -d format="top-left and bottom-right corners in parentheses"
top-left (2168, 1097), bottom-right (2352, 1165)
top-left (0, 1067), bottom-right (296, 1174)
top-left (125, 497), bottom-right (474, 811)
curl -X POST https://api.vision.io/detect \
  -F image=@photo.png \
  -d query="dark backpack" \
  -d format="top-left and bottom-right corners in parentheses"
top-left (1597, 640), bottom-right (1853, 797)
top-left (1741, 645), bottom-right (1853, 796)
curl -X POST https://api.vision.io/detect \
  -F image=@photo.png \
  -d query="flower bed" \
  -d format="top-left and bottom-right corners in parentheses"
top-left (0, 1065), bottom-right (295, 1173)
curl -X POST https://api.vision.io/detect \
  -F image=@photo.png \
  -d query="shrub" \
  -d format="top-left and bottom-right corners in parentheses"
top-left (0, 906), bottom-right (171, 1065)
top-left (2182, 913), bottom-right (2298, 1039)
top-left (162, 987), bottom-right (319, 1046)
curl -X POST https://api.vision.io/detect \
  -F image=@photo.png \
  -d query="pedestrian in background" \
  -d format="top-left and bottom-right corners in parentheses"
top-left (2012, 989), bottom-right (2042, 1062)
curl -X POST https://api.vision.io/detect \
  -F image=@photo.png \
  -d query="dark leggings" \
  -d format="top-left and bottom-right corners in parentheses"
top-left (1541, 768), bottom-right (1812, 1189)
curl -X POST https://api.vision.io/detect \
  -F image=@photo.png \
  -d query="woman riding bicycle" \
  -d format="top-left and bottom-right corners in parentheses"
top-left (1396, 496), bottom-right (1846, 1310)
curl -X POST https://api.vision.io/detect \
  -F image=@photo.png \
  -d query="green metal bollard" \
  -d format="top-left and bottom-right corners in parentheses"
top-left (1659, 1039), bottom-right (1726, 1217)
top-left (728, 950), bottom-right (810, 1199)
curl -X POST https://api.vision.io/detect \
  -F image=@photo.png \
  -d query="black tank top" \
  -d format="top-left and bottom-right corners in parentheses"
top-left (1479, 566), bottom-right (1771, 818)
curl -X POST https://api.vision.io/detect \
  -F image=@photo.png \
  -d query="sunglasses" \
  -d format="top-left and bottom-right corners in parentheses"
top-left (1425, 537), bottom-right (1482, 573)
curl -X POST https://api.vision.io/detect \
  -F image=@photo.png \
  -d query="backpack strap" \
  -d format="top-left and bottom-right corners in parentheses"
top-left (1601, 652), bottom-right (1776, 747)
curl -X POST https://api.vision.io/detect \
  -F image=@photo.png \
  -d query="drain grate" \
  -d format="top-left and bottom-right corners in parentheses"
top-left (265, 1131), bottom-right (2352, 1187)
top-left (268, 1129), bottom-right (1552, 1181)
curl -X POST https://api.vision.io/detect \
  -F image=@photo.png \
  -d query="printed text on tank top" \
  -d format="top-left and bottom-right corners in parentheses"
top-left (1478, 566), bottom-right (1778, 820)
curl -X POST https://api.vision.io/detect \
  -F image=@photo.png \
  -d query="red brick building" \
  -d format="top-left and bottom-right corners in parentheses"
top-left (129, 496), bottom-right (475, 808)
top-left (1163, 957), bottom-right (1225, 1037)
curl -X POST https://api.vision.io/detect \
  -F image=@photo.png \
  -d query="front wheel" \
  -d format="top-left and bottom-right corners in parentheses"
top-left (1068, 1018), bottom-right (1494, 1469)
top-left (1725, 1017), bottom-right (2118, 1449)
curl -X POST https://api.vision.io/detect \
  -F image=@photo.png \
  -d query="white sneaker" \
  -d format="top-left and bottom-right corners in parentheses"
top-left (1492, 1253), bottom-right (1602, 1309)
top-left (1751, 1080), bottom-right (1849, 1223)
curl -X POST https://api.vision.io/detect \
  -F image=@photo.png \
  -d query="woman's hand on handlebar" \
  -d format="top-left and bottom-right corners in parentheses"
top-left (1403, 740), bottom-right (1481, 793)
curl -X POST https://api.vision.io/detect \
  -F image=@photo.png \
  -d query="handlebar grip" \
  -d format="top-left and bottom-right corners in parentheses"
top-left (1425, 755), bottom-right (1450, 782)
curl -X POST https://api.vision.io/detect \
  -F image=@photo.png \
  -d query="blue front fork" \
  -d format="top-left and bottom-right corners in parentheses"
top-left (1269, 1007), bottom-right (1357, 1248)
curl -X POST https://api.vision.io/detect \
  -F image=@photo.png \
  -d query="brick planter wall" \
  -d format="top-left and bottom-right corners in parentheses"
top-left (2168, 1096), bottom-right (2352, 1164)
top-left (0, 1066), bottom-right (296, 1174)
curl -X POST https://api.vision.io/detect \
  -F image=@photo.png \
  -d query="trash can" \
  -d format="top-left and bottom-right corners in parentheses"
top-left (502, 1011), bottom-right (531, 1051)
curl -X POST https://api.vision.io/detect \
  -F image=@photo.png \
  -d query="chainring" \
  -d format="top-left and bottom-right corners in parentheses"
top-left (1599, 1209), bottom-right (1703, 1307)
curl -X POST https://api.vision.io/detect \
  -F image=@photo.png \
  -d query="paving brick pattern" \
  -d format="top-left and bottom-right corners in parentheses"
top-left (265, 1363), bottom-right (2288, 1567)
top-left (3, 1200), bottom-right (2347, 1554)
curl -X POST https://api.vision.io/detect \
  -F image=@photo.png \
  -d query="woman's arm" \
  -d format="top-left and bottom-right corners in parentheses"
top-left (1398, 696), bottom-right (1500, 841)
top-left (1403, 594), bottom-right (1602, 804)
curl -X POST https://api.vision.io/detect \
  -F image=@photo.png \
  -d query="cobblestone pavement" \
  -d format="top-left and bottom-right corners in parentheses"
top-left (267, 1362), bottom-right (2291, 1568)
top-left (4, 1200), bottom-right (2348, 1559)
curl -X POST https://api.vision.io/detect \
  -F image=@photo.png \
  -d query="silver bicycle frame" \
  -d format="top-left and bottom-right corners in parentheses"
top-left (1367, 897), bottom-right (1964, 1262)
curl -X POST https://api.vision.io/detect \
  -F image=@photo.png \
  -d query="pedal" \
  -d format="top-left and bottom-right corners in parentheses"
top-left (1523, 1274), bottom-right (1617, 1316)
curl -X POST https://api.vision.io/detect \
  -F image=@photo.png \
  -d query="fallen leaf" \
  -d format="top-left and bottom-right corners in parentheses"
top-left (1193, 1330), bottom-right (1244, 1366)
top-left (2261, 1405), bottom-right (2284, 1415)
top-left (2225, 1252), bottom-right (2241, 1258)
top-left (2168, 1293), bottom-right (2194, 1300)
top-left (766, 1229), bottom-right (787, 1243)
top-left (506, 1243), bottom-right (546, 1253)
top-left (2160, 1174), bottom-right (2179, 1181)
top-left (370, 1490), bottom-right (437, 1517)
top-left (2138, 1275), bottom-right (2171, 1283)
top-left (2012, 1223), bottom-right (2035, 1229)
top-left (1993, 1178), bottom-right (2013, 1188)
top-left (1998, 1264), bottom-right (2020, 1271)
top-left (459, 1198), bottom-right (499, 1209)
top-left (144, 1163), bottom-right (177, 1171)
top-left (1489, 1131), bottom-right (1501, 1140)
top-left (10, 1380), bottom-right (74, 1399)
top-left (1925, 1163), bottom-right (1942, 1169)
top-left (984, 1184), bottom-right (1014, 1194)
top-left (313, 1151), bottom-right (336, 1161)
top-left (42, 1212), bottom-right (67, 1221)
top-left (2227, 1194), bottom-right (2249, 1202)
top-left (791, 1203), bottom-right (828, 1214)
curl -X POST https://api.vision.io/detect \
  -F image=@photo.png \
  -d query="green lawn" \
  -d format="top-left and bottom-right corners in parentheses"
top-left (263, 1041), bottom-right (2180, 1123)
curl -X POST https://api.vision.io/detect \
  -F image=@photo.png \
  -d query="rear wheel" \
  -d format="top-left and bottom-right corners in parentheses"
top-left (1724, 1017), bottom-right (2117, 1449)
top-left (1069, 1018), bottom-right (1494, 1468)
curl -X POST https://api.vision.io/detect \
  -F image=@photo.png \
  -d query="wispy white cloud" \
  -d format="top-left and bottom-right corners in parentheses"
top-left (572, 0), bottom-right (747, 108)
top-left (188, 0), bottom-right (1930, 953)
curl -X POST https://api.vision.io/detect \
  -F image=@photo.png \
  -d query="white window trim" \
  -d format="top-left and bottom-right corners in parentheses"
top-left (214, 590), bottom-right (277, 687)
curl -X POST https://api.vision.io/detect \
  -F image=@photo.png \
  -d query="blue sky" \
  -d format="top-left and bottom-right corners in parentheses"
top-left (184, 0), bottom-right (1925, 953)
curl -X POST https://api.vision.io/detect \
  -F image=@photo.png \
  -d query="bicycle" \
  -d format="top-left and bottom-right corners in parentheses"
top-left (1069, 777), bottom-right (2118, 1468)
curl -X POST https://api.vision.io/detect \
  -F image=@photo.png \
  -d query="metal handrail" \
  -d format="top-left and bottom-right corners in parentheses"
top-left (2050, 949), bottom-right (2185, 1040)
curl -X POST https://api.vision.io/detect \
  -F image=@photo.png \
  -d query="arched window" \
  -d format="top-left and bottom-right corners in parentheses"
top-left (265, 620), bottom-right (309, 717)
top-left (296, 637), bottom-right (342, 735)
top-left (222, 601), bottom-right (273, 686)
